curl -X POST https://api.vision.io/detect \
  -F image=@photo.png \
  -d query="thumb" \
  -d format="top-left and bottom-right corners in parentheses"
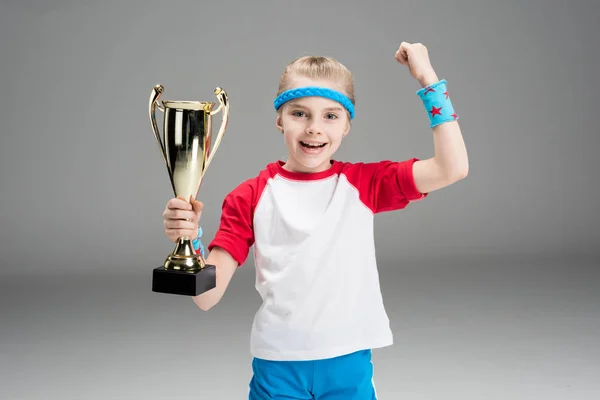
top-left (192, 199), bottom-right (204, 214)
top-left (395, 42), bottom-right (411, 65)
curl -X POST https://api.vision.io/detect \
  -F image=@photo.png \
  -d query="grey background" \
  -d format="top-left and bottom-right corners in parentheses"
top-left (1, 0), bottom-right (598, 399)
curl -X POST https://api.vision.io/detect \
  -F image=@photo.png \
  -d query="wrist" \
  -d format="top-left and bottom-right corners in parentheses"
top-left (418, 70), bottom-right (439, 87)
top-left (192, 226), bottom-right (206, 257)
top-left (192, 226), bottom-right (202, 245)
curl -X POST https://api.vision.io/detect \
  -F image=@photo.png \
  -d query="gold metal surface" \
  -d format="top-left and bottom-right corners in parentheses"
top-left (148, 84), bottom-right (230, 272)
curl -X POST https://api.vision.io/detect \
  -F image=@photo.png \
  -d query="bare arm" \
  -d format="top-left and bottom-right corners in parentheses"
top-left (412, 71), bottom-right (469, 194)
top-left (412, 119), bottom-right (469, 194)
top-left (191, 246), bottom-right (238, 311)
top-left (394, 43), bottom-right (469, 194)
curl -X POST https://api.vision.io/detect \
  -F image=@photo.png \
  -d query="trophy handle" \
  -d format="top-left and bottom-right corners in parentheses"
top-left (149, 84), bottom-right (171, 177)
top-left (202, 87), bottom-right (229, 178)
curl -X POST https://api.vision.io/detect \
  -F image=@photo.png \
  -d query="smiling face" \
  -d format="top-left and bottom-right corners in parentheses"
top-left (276, 76), bottom-right (351, 174)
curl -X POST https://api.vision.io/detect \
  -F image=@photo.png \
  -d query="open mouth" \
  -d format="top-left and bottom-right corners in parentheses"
top-left (300, 141), bottom-right (327, 149)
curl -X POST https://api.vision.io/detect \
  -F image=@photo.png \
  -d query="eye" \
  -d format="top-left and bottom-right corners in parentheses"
top-left (292, 111), bottom-right (306, 117)
top-left (325, 113), bottom-right (338, 120)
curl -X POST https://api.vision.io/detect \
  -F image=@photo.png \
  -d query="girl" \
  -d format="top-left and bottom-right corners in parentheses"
top-left (163, 42), bottom-right (468, 399)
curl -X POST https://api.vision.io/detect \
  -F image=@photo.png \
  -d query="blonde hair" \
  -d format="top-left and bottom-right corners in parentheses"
top-left (277, 56), bottom-right (356, 106)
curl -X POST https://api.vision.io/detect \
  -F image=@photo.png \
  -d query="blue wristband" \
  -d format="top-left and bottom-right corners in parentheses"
top-left (416, 79), bottom-right (459, 129)
top-left (192, 226), bottom-right (206, 258)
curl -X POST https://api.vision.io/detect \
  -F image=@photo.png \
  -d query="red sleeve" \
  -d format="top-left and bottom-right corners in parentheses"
top-left (207, 179), bottom-right (256, 266)
top-left (344, 158), bottom-right (428, 213)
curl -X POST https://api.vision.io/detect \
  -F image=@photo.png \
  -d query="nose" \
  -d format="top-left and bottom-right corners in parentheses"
top-left (306, 119), bottom-right (323, 135)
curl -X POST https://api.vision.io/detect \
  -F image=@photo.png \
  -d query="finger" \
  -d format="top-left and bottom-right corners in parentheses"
top-left (400, 42), bottom-right (412, 56)
top-left (166, 200), bottom-right (192, 213)
top-left (166, 228), bottom-right (197, 239)
top-left (163, 210), bottom-right (197, 222)
top-left (395, 49), bottom-right (408, 65)
top-left (395, 42), bottom-right (411, 64)
top-left (164, 219), bottom-right (197, 230)
top-left (398, 42), bottom-right (411, 53)
top-left (163, 207), bottom-right (196, 218)
top-left (167, 197), bottom-right (192, 210)
top-left (165, 226), bottom-right (196, 234)
top-left (395, 52), bottom-right (407, 65)
top-left (192, 200), bottom-right (204, 214)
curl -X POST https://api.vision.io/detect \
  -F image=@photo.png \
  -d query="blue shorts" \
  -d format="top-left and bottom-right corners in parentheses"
top-left (249, 349), bottom-right (378, 399)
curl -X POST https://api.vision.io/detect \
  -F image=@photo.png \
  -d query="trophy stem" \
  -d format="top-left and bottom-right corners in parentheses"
top-left (164, 237), bottom-right (206, 272)
top-left (152, 236), bottom-right (216, 296)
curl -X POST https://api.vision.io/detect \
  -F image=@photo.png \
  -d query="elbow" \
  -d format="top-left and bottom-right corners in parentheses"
top-left (192, 296), bottom-right (217, 312)
top-left (444, 168), bottom-right (468, 184)
top-left (451, 163), bottom-right (469, 181)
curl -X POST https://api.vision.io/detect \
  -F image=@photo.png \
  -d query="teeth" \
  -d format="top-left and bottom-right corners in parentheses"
top-left (301, 141), bottom-right (326, 148)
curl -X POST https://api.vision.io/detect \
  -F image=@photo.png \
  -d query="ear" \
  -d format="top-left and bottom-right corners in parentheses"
top-left (275, 114), bottom-right (284, 133)
top-left (342, 120), bottom-right (351, 137)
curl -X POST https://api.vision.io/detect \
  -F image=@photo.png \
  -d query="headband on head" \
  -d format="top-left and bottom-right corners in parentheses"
top-left (274, 86), bottom-right (355, 120)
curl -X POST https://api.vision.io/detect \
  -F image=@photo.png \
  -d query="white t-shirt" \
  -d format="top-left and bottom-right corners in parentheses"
top-left (208, 158), bottom-right (427, 361)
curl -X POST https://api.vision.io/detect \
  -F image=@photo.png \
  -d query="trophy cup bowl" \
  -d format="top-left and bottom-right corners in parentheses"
top-left (148, 84), bottom-right (229, 296)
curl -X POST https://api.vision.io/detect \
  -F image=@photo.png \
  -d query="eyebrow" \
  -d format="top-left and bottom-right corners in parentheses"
top-left (287, 102), bottom-right (344, 112)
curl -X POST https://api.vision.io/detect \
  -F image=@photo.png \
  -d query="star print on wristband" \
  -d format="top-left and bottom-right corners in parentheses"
top-left (428, 106), bottom-right (459, 120)
top-left (430, 105), bottom-right (442, 117)
top-left (428, 105), bottom-right (458, 120)
top-left (424, 86), bottom-right (455, 119)
top-left (416, 79), bottom-right (459, 128)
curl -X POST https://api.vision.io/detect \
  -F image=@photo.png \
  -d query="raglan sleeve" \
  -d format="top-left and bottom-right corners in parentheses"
top-left (207, 179), bottom-right (256, 266)
top-left (351, 158), bottom-right (428, 213)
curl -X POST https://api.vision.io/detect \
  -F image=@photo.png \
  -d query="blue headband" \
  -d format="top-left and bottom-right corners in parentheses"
top-left (274, 86), bottom-right (355, 120)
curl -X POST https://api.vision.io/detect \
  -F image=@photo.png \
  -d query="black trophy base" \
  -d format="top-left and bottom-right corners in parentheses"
top-left (152, 265), bottom-right (216, 296)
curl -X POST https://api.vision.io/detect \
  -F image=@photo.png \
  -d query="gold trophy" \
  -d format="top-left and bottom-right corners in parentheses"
top-left (148, 84), bottom-right (229, 296)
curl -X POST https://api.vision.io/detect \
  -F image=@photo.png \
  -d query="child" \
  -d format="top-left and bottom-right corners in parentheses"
top-left (162, 42), bottom-right (468, 399)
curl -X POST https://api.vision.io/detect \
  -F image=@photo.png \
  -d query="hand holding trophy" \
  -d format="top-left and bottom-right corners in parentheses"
top-left (148, 84), bottom-right (229, 296)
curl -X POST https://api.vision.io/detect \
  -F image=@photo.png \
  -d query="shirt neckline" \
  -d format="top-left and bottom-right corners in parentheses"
top-left (274, 160), bottom-right (341, 181)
